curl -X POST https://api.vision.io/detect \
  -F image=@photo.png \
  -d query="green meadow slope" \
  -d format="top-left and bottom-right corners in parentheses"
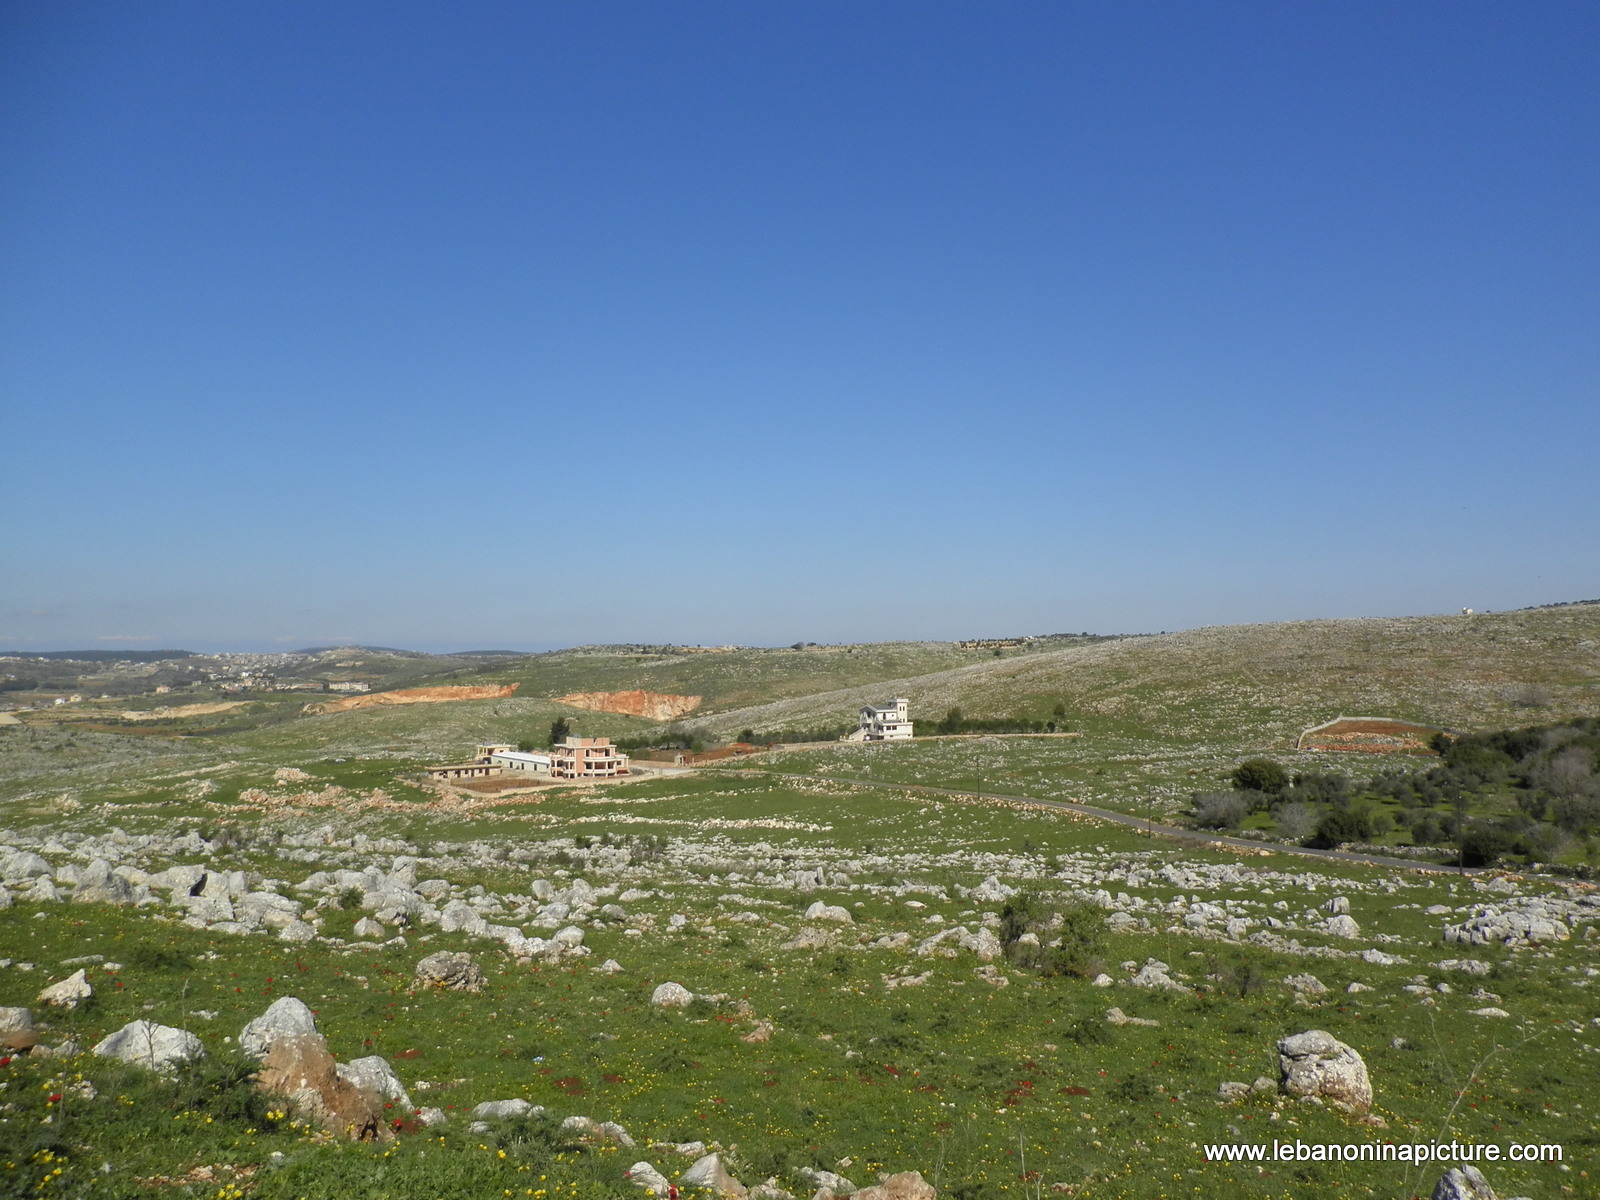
top-left (693, 605), bottom-right (1600, 750)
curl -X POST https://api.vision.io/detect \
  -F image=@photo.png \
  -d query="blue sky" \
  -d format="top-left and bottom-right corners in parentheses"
top-left (3, 2), bottom-right (1596, 652)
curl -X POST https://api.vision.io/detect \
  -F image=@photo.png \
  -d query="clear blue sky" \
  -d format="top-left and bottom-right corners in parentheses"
top-left (3, 2), bottom-right (1596, 652)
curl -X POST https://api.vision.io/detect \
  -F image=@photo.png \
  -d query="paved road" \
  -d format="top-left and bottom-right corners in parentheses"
top-left (737, 768), bottom-right (1467, 875)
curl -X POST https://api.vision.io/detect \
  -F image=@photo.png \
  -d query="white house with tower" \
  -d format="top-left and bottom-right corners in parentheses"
top-left (846, 697), bottom-right (913, 741)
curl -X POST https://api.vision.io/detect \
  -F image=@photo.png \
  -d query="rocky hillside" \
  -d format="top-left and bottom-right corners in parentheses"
top-left (692, 605), bottom-right (1600, 749)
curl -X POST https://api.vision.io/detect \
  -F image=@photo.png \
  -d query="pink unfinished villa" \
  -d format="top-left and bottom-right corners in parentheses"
top-left (426, 737), bottom-right (629, 782)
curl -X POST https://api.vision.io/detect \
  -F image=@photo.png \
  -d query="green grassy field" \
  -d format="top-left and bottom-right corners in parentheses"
top-left (3, 610), bottom-right (1599, 1199)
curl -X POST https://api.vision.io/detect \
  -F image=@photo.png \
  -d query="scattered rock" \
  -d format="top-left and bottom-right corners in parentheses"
top-left (782, 928), bottom-right (836, 951)
top-left (741, 1021), bottom-right (774, 1043)
top-left (803, 901), bottom-right (853, 923)
top-left (1106, 1007), bottom-right (1159, 1027)
top-left (971, 876), bottom-right (1014, 903)
top-left (1469, 1007), bottom-right (1511, 1018)
top-left (72, 859), bottom-right (134, 906)
top-left (1129, 962), bottom-right (1188, 992)
top-left (682, 1152), bottom-right (748, 1199)
top-left (850, 1171), bottom-right (936, 1200)
top-left (240, 997), bottom-right (319, 1059)
top-left (799, 1168), bottom-right (857, 1195)
top-left (336, 1054), bottom-right (413, 1110)
top-left (651, 982), bottom-right (694, 1008)
top-left (1431, 1164), bottom-right (1496, 1200)
top-left (1277, 1029), bottom-right (1371, 1114)
top-left (414, 951), bottom-right (485, 992)
top-left (1283, 974), bottom-right (1328, 996)
top-left (627, 1162), bottom-right (672, 1194)
top-left (37, 969), bottom-right (91, 1010)
top-left (471, 1098), bottom-right (541, 1121)
top-left (92, 1020), bottom-right (205, 1071)
top-left (562, 1115), bottom-right (635, 1146)
top-left (1323, 914), bottom-right (1362, 939)
top-left (0, 1006), bottom-right (33, 1033)
top-left (258, 1034), bottom-right (389, 1141)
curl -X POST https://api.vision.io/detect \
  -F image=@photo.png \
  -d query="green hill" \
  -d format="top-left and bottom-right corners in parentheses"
top-left (693, 605), bottom-right (1600, 749)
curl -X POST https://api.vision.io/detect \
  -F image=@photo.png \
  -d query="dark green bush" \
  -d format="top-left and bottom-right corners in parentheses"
top-left (1231, 759), bottom-right (1287, 795)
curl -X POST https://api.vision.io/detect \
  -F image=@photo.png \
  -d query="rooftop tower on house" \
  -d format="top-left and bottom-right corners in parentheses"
top-left (847, 697), bottom-right (913, 742)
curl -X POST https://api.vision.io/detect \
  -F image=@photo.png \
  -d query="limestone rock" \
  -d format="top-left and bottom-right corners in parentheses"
top-left (1277, 1029), bottom-right (1371, 1114)
top-left (1324, 914), bottom-right (1362, 939)
top-left (73, 859), bottom-right (133, 906)
top-left (0, 1007), bottom-right (33, 1033)
top-left (971, 875), bottom-right (1014, 903)
top-left (352, 917), bottom-right (386, 939)
top-left (439, 899), bottom-right (489, 936)
top-left (1431, 1165), bottom-right (1496, 1200)
top-left (471, 1098), bottom-right (541, 1121)
top-left (782, 928), bottom-right (836, 951)
top-left (414, 951), bottom-right (485, 992)
top-left (959, 927), bottom-right (1004, 962)
top-left (1106, 1007), bottom-right (1159, 1027)
top-left (240, 996), bottom-right (319, 1059)
top-left (1129, 962), bottom-right (1187, 992)
top-left (93, 1020), bottom-right (205, 1071)
top-left (803, 901), bottom-right (853, 923)
top-left (1283, 974), bottom-right (1328, 996)
top-left (336, 1054), bottom-right (412, 1110)
top-left (682, 1153), bottom-right (747, 1199)
top-left (258, 1034), bottom-right (389, 1141)
top-left (562, 1115), bottom-right (635, 1146)
top-left (38, 969), bottom-right (92, 1010)
top-left (627, 1162), bottom-right (672, 1194)
top-left (851, 1173), bottom-right (936, 1200)
top-left (651, 981), bottom-right (694, 1008)
top-left (798, 1169), bottom-right (857, 1195)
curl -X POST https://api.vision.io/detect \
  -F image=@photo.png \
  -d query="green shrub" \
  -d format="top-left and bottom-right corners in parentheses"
top-left (1309, 805), bottom-right (1376, 848)
top-left (1191, 791), bottom-right (1248, 829)
top-left (1231, 759), bottom-right (1287, 795)
top-left (1459, 823), bottom-right (1516, 867)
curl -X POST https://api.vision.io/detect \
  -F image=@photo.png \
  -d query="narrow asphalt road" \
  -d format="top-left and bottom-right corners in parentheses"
top-left (737, 768), bottom-right (1467, 875)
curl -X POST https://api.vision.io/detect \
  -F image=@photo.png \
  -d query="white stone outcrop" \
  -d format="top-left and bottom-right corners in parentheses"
top-left (1277, 1029), bottom-right (1371, 1114)
top-left (240, 996), bottom-right (319, 1059)
top-left (93, 1020), bottom-right (205, 1070)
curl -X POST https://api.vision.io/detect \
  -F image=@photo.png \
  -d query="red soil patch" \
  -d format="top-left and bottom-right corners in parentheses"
top-left (1297, 716), bottom-right (1447, 754)
top-left (308, 684), bottom-right (519, 714)
top-left (555, 689), bottom-right (701, 721)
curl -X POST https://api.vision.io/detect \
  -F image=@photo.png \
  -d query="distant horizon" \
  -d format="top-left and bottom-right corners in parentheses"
top-left (4, 595), bottom-right (1598, 659)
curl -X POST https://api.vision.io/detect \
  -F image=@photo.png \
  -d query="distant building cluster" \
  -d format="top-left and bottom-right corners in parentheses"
top-left (425, 737), bottom-right (630, 783)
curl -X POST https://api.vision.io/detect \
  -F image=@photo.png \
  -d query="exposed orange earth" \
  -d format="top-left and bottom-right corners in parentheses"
top-left (306, 684), bottom-right (519, 713)
top-left (555, 689), bottom-right (702, 721)
top-left (1296, 716), bottom-right (1447, 754)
